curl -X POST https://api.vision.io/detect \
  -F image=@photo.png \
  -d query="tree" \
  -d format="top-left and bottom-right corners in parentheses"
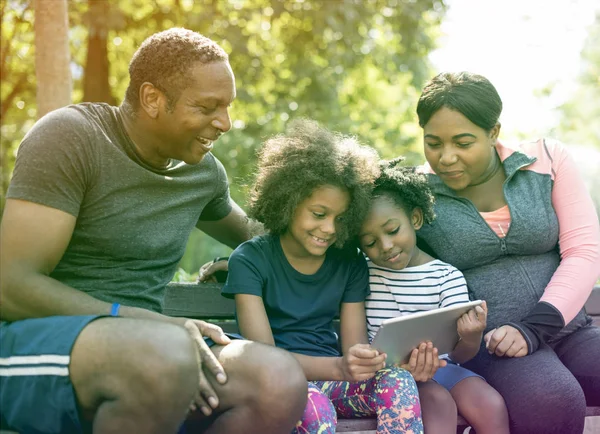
top-left (554, 11), bottom-right (600, 148)
top-left (1, 0), bottom-right (447, 272)
top-left (552, 11), bottom-right (600, 213)
top-left (34, 0), bottom-right (72, 117)
top-left (1, 0), bottom-right (36, 208)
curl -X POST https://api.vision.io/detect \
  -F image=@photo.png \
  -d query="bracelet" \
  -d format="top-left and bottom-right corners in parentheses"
top-left (213, 256), bottom-right (229, 264)
top-left (110, 303), bottom-right (121, 317)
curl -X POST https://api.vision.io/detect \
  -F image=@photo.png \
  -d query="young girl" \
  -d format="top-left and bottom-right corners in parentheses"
top-left (359, 159), bottom-right (509, 434)
top-left (222, 120), bottom-right (423, 434)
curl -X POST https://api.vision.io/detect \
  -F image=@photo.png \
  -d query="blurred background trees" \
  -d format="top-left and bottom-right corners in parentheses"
top-left (1, 0), bottom-right (446, 275)
top-left (1, 0), bottom-right (598, 278)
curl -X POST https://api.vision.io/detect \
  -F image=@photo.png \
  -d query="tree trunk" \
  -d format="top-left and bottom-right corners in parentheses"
top-left (34, 0), bottom-right (72, 118)
top-left (82, 0), bottom-right (115, 105)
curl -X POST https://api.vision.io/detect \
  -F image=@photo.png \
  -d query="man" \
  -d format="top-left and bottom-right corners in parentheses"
top-left (0, 28), bottom-right (306, 434)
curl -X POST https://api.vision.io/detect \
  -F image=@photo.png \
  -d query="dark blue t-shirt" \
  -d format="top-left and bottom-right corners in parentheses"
top-left (222, 234), bottom-right (370, 357)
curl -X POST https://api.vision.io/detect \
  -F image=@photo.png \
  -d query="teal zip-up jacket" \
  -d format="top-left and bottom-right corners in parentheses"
top-left (418, 139), bottom-right (600, 353)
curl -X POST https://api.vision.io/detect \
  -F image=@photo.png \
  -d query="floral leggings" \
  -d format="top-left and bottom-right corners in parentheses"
top-left (291, 367), bottom-right (423, 434)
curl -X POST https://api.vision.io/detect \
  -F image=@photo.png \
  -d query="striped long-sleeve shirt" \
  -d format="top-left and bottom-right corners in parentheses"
top-left (365, 259), bottom-right (469, 341)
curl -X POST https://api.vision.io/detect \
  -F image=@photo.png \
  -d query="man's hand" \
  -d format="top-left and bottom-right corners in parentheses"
top-left (484, 325), bottom-right (528, 358)
top-left (401, 341), bottom-right (447, 382)
top-left (338, 343), bottom-right (386, 382)
top-left (198, 258), bottom-right (228, 283)
top-left (457, 301), bottom-right (487, 344)
top-left (182, 319), bottom-right (231, 416)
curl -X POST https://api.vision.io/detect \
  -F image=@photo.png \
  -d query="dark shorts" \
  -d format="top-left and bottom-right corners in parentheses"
top-left (0, 315), bottom-right (102, 434)
top-left (432, 359), bottom-right (484, 391)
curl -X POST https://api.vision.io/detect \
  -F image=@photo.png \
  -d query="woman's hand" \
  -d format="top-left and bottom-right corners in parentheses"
top-left (338, 343), bottom-right (386, 382)
top-left (484, 325), bottom-right (528, 358)
top-left (457, 301), bottom-right (488, 344)
top-left (401, 341), bottom-right (447, 382)
top-left (182, 319), bottom-right (231, 416)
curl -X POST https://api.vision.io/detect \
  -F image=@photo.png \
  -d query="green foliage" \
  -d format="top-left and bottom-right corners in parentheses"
top-left (554, 11), bottom-right (600, 148)
top-left (1, 0), bottom-right (446, 273)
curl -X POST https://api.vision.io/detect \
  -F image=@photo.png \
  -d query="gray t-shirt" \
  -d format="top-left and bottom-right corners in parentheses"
top-left (7, 103), bottom-right (232, 312)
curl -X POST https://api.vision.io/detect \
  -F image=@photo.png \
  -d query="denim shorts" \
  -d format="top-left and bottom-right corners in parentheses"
top-left (432, 359), bottom-right (484, 390)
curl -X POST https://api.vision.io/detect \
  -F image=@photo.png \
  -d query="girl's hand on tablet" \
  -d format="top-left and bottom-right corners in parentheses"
top-left (401, 341), bottom-right (447, 382)
top-left (339, 343), bottom-right (387, 382)
top-left (457, 301), bottom-right (488, 344)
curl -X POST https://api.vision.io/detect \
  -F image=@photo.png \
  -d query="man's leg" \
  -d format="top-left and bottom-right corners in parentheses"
top-left (1, 316), bottom-right (196, 434)
top-left (70, 317), bottom-right (200, 434)
top-left (184, 340), bottom-right (308, 434)
top-left (2, 316), bottom-right (307, 434)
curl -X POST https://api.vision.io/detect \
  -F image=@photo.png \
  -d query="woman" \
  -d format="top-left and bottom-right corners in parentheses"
top-left (415, 71), bottom-right (600, 434)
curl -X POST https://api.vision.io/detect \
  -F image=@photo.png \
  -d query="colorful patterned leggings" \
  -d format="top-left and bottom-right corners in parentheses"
top-left (291, 367), bottom-right (423, 434)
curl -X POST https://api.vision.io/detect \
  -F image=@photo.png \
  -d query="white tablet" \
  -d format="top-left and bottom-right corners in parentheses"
top-left (370, 300), bottom-right (484, 365)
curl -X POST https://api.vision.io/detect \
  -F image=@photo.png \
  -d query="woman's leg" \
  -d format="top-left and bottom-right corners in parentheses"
top-left (417, 380), bottom-right (456, 434)
top-left (552, 323), bottom-right (600, 406)
top-left (291, 382), bottom-right (336, 434)
top-left (449, 377), bottom-right (509, 434)
top-left (463, 343), bottom-right (586, 434)
top-left (317, 367), bottom-right (423, 434)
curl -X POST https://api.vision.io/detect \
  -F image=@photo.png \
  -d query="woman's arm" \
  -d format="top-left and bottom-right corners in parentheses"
top-left (494, 140), bottom-right (600, 355)
top-left (538, 139), bottom-right (600, 321)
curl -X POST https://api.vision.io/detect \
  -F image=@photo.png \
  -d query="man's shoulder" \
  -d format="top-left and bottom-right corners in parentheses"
top-left (38, 102), bottom-right (117, 128)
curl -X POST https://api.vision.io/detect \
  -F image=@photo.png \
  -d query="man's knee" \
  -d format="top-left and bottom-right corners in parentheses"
top-left (71, 318), bottom-right (198, 414)
top-left (212, 341), bottom-right (307, 416)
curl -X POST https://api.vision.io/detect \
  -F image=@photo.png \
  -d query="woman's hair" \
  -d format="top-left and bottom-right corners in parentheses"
top-left (372, 158), bottom-right (436, 225)
top-left (416, 71), bottom-right (503, 132)
top-left (248, 119), bottom-right (380, 247)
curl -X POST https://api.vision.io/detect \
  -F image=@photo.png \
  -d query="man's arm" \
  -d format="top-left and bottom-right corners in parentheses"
top-left (196, 200), bottom-right (262, 249)
top-left (0, 198), bottom-right (182, 324)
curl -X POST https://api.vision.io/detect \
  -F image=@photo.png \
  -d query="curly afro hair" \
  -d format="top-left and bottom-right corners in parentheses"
top-left (124, 28), bottom-right (228, 113)
top-left (248, 119), bottom-right (380, 248)
top-left (372, 158), bottom-right (436, 224)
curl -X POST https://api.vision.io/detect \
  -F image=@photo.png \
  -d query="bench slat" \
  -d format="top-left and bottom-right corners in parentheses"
top-left (162, 283), bottom-right (600, 433)
top-left (163, 282), bottom-right (233, 318)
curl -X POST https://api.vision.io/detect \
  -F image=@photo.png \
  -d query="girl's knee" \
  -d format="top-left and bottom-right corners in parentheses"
top-left (376, 367), bottom-right (418, 391)
top-left (453, 378), bottom-right (507, 416)
top-left (419, 381), bottom-right (456, 412)
top-left (375, 367), bottom-right (420, 407)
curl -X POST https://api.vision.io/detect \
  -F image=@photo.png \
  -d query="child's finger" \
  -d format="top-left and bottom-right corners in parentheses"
top-left (351, 353), bottom-right (386, 366)
top-left (407, 348), bottom-right (419, 371)
top-left (423, 342), bottom-right (434, 374)
top-left (350, 344), bottom-right (379, 359)
top-left (474, 306), bottom-right (486, 320)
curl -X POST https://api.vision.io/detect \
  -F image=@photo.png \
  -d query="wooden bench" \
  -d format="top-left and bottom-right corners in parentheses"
top-left (163, 282), bottom-right (600, 434)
